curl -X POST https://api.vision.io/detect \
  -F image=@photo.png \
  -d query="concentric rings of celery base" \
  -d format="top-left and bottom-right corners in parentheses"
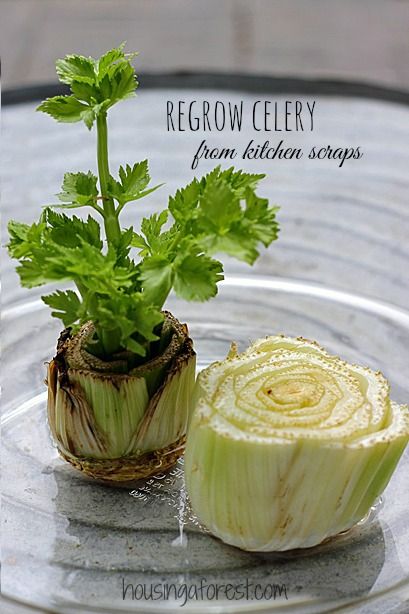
top-left (184, 336), bottom-right (409, 551)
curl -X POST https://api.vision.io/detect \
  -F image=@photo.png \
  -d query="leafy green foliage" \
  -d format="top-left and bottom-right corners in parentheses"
top-left (8, 219), bottom-right (47, 259)
top-left (131, 166), bottom-right (279, 310)
top-left (87, 292), bottom-right (163, 356)
top-left (37, 43), bottom-right (138, 130)
top-left (57, 171), bottom-right (99, 208)
top-left (173, 245), bottom-right (224, 302)
top-left (42, 290), bottom-right (84, 327)
top-left (7, 209), bottom-right (162, 354)
top-left (168, 166), bottom-right (279, 265)
top-left (55, 54), bottom-right (96, 85)
top-left (8, 46), bottom-right (280, 358)
top-left (37, 96), bottom-right (92, 125)
top-left (108, 161), bottom-right (162, 211)
top-left (8, 165), bottom-right (278, 355)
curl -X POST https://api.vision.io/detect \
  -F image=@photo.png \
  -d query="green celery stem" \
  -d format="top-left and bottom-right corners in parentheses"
top-left (96, 112), bottom-right (121, 247)
top-left (99, 327), bottom-right (122, 357)
top-left (95, 113), bottom-right (123, 356)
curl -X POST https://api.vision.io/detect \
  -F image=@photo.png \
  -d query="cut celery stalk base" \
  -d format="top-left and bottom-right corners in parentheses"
top-left (185, 335), bottom-right (409, 551)
top-left (47, 312), bottom-right (196, 482)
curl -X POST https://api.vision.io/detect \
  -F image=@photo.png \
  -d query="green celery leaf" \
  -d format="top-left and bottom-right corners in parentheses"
top-left (135, 165), bottom-right (278, 307)
top-left (216, 167), bottom-right (266, 195)
top-left (87, 291), bottom-right (163, 356)
top-left (44, 209), bottom-right (102, 249)
top-left (131, 232), bottom-right (150, 256)
top-left (70, 80), bottom-right (99, 105)
top-left (243, 189), bottom-right (279, 247)
top-left (7, 219), bottom-right (47, 259)
top-left (98, 61), bottom-right (137, 109)
top-left (58, 171), bottom-right (98, 207)
top-left (199, 175), bottom-right (241, 231)
top-left (173, 245), bottom-right (223, 302)
top-left (140, 210), bottom-right (168, 244)
top-left (168, 178), bottom-right (200, 224)
top-left (135, 219), bottom-right (180, 263)
top-left (167, 165), bottom-right (279, 264)
top-left (42, 289), bottom-right (83, 327)
top-left (115, 226), bottom-right (136, 264)
top-left (56, 55), bottom-right (96, 85)
top-left (17, 259), bottom-right (59, 288)
top-left (82, 108), bottom-right (96, 130)
top-left (139, 255), bottom-right (174, 308)
top-left (119, 161), bottom-right (150, 193)
top-left (109, 161), bottom-right (162, 207)
top-left (96, 43), bottom-right (136, 81)
top-left (45, 243), bottom-right (135, 294)
top-left (204, 227), bottom-right (259, 265)
top-left (37, 95), bottom-right (91, 124)
top-left (132, 211), bottom-right (179, 262)
top-left (40, 45), bottom-right (139, 129)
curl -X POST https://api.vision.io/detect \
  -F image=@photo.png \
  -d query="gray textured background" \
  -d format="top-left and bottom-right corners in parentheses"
top-left (1, 0), bottom-right (409, 90)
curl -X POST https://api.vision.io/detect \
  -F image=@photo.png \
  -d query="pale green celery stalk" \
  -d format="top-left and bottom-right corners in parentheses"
top-left (56, 344), bottom-right (196, 459)
top-left (184, 335), bottom-right (409, 551)
top-left (51, 364), bottom-right (196, 460)
top-left (69, 371), bottom-right (149, 458)
top-left (132, 356), bottom-right (196, 453)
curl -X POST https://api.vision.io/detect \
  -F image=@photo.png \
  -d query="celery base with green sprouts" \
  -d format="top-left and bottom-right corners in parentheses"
top-left (185, 336), bottom-right (409, 551)
top-left (47, 313), bottom-right (195, 481)
top-left (7, 45), bottom-right (279, 482)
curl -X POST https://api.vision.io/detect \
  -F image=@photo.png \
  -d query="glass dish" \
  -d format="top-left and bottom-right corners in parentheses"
top-left (2, 85), bottom-right (409, 612)
top-left (2, 278), bottom-right (409, 613)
